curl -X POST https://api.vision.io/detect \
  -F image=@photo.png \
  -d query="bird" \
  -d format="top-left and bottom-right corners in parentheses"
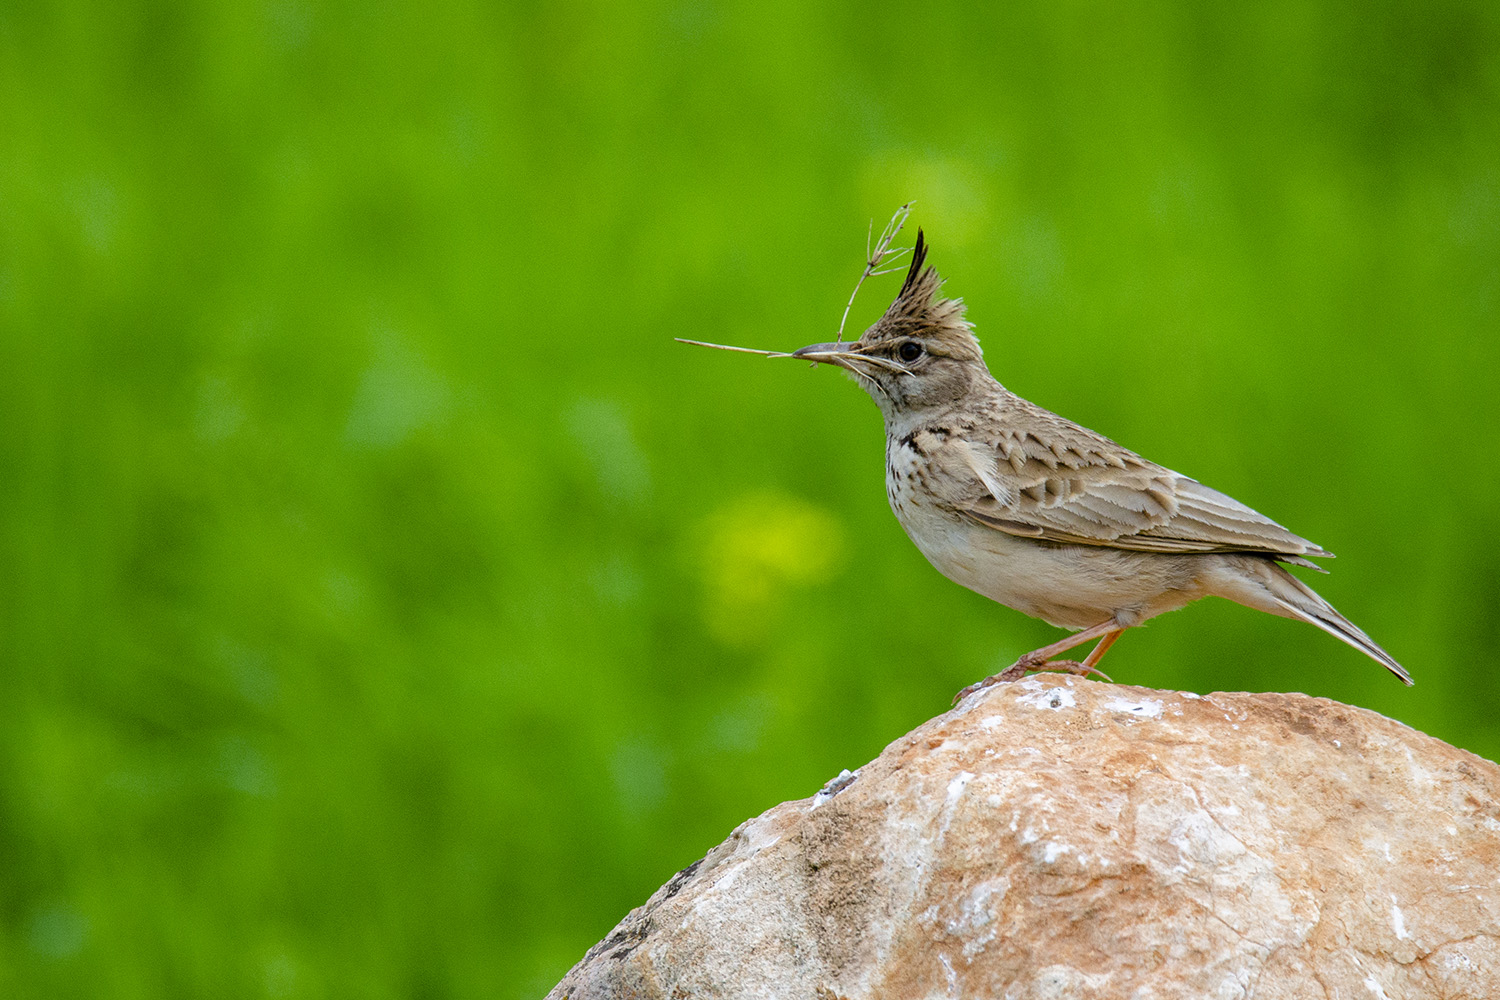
top-left (788, 229), bottom-right (1410, 700)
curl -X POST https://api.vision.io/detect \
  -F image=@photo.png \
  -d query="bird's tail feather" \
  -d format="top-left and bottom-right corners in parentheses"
top-left (1264, 562), bottom-right (1412, 685)
top-left (1212, 557), bottom-right (1412, 685)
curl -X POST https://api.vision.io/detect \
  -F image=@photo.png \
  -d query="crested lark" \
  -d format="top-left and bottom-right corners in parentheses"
top-left (788, 229), bottom-right (1410, 698)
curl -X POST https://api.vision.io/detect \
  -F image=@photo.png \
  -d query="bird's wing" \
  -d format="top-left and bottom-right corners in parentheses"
top-left (932, 396), bottom-right (1332, 565)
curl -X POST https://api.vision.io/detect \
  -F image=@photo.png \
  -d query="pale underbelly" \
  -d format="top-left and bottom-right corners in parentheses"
top-left (890, 498), bottom-right (1208, 630)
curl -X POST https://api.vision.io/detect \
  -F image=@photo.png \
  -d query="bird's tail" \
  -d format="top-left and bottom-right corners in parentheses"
top-left (1208, 556), bottom-right (1413, 685)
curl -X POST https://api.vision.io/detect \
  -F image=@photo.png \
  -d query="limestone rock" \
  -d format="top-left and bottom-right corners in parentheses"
top-left (549, 677), bottom-right (1500, 999)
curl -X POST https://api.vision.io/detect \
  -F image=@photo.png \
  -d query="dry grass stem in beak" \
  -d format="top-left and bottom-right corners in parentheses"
top-left (674, 338), bottom-right (783, 356)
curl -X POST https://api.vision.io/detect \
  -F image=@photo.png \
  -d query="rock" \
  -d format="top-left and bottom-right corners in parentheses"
top-left (548, 677), bottom-right (1500, 999)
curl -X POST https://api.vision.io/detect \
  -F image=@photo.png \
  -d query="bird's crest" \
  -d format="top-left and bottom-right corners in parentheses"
top-left (868, 230), bottom-right (983, 361)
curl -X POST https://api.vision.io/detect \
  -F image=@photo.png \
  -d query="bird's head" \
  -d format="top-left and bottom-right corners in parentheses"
top-left (793, 230), bottom-right (992, 422)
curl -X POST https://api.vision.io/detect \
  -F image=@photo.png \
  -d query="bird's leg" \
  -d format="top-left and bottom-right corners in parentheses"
top-left (954, 620), bottom-right (1122, 704)
top-left (1028, 629), bottom-right (1127, 682)
top-left (1083, 629), bottom-right (1124, 668)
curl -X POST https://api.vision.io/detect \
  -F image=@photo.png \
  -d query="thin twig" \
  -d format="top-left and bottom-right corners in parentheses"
top-left (675, 339), bottom-right (913, 378)
top-left (674, 338), bottom-right (782, 356)
top-left (841, 357), bottom-right (896, 402)
top-left (836, 202), bottom-right (913, 344)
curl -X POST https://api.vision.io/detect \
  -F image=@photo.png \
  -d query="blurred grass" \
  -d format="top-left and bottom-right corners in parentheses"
top-left (1, 0), bottom-right (1497, 995)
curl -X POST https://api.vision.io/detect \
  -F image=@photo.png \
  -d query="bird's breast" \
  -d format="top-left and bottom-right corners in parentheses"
top-left (885, 435), bottom-right (970, 568)
top-left (884, 435), bottom-right (932, 523)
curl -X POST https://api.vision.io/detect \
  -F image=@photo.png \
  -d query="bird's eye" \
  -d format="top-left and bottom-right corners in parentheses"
top-left (897, 341), bottom-right (923, 362)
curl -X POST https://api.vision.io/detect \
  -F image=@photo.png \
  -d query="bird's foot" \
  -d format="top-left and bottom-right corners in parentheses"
top-left (1033, 659), bottom-right (1114, 683)
top-left (952, 657), bottom-right (1112, 705)
top-left (952, 675), bottom-right (1001, 705)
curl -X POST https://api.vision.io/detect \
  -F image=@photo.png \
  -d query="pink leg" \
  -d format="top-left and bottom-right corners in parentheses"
top-left (1083, 629), bottom-right (1124, 668)
top-left (954, 620), bottom-right (1122, 704)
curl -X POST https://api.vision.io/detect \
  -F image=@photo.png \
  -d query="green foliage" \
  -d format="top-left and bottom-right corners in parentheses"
top-left (2, 0), bottom-right (1497, 995)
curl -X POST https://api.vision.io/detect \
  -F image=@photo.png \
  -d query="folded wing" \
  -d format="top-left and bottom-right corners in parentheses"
top-left (950, 396), bottom-right (1332, 568)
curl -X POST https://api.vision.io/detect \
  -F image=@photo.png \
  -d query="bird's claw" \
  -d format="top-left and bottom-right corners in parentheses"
top-left (953, 658), bottom-right (1113, 705)
top-left (1036, 659), bottom-right (1114, 683)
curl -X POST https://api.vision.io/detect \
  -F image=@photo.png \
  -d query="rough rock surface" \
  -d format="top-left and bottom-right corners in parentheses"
top-left (549, 677), bottom-right (1500, 999)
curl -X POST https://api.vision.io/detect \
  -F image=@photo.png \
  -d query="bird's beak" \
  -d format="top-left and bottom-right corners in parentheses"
top-left (790, 342), bottom-right (860, 367)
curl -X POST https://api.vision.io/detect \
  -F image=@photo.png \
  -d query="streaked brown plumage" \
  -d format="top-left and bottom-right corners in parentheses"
top-left (791, 229), bottom-right (1410, 696)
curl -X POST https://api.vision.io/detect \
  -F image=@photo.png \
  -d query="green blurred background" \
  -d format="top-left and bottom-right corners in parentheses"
top-left (2, 0), bottom-right (1498, 995)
